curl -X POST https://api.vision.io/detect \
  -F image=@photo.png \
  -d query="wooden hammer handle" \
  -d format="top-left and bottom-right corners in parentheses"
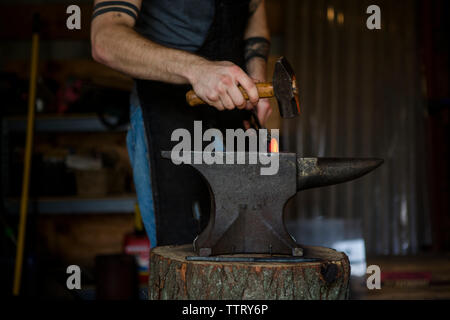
top-left (186, 82), bottom-right (274, 106)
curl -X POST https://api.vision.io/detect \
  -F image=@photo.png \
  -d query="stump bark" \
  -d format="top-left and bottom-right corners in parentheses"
top-left (148, 244), bottom-right (350, 300)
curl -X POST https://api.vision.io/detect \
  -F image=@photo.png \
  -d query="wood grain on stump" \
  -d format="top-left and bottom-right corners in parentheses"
top-left (149, 244), bottom-right (350, 300)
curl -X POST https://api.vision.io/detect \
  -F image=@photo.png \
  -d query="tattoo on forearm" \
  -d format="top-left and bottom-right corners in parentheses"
top-left (92, 1), bottom-right (139, 20)
top-left (249, 0), bottom-right (263, 16)
top-left (244, 37), bottom-right (270, 64)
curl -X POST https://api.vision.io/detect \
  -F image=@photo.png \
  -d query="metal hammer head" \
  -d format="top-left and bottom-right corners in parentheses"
top-left (273, 57), bottom-right (300, 118)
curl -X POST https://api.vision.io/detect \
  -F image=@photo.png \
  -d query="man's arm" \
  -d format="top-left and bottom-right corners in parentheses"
top-left (244, 0), bottom-right (272, 125)
top-left (90, 0), bottom-right (259, 111)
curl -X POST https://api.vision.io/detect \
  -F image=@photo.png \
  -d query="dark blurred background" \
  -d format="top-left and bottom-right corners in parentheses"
top-left (0, 0), bottom-right (448, 299)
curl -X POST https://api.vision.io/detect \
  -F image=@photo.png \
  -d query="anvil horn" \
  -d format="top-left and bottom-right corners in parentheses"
top-left (296, 158), bottom-right (384, 191)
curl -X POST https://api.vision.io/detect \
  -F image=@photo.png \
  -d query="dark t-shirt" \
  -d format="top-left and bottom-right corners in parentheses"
top-left (135, 0), bottom-right (215, 52)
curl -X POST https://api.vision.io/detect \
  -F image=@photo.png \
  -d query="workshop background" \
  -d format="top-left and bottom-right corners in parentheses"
top-left (0, 0), bottom-right (448, 299)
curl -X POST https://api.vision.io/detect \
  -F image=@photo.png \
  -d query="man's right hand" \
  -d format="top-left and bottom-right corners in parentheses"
top-left (188, 60), bottom-right (260, 111)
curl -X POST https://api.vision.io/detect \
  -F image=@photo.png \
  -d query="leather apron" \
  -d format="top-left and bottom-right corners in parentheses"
top-left (135, 0), bottom-right (251, 246)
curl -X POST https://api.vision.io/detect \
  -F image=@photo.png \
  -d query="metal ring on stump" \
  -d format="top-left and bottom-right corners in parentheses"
top-left (148, 244), bottom-right (351, 300)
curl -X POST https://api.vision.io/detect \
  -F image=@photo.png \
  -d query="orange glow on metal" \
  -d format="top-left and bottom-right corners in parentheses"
top-left (270, 138), bottom-right (279, 153)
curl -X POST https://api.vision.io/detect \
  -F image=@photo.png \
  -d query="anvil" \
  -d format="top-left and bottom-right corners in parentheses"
top-left (162, 151), bottom-right (383, 257)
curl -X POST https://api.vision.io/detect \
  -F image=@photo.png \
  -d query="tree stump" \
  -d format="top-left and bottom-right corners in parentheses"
top-left (148, 244), bottom-right (350, 300)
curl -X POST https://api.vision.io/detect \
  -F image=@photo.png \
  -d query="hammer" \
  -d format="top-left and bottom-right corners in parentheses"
top-left (185, 57), bottom-right (301, 119)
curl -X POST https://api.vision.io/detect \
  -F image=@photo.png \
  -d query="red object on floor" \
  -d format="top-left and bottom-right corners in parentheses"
top-left (381, 271), bottom-right (433, 287)
top-left (124, 234), bottom-right (150, 284)
top-left (381, 272), bottom-right (432, 281)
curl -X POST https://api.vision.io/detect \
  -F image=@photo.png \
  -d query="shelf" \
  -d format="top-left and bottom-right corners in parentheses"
top-left (1, 114), bottom-right (133, 213)
top-left (5, 195), bottom-right (136, 215)
top-left (2, 113), bottom-right (129, 133)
